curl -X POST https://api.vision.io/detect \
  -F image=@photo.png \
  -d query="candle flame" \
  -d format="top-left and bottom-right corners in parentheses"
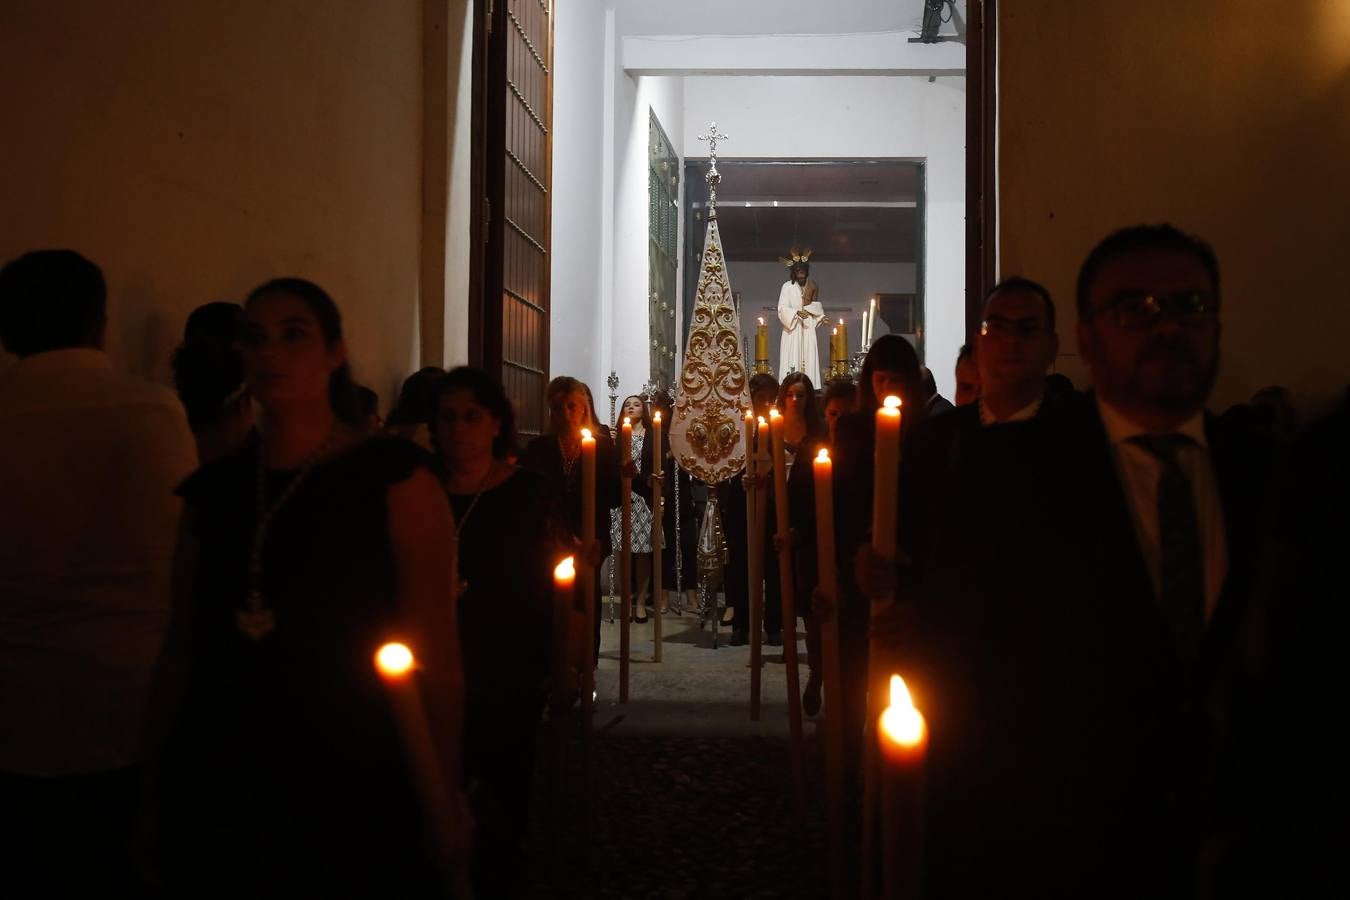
top-left (757, 416), bottom-right (767, 427)
top-left (375, 642), bottom-right (415, 679)
top-left (839, 318), bottom-right (845, 325)
top-left (653, 411), bottom-right (661, 424)
top-left (769, 407), bottom-right (781, 420)
top-left (758, 317), bottom-right (764, 325)
top-left (832, 327), bottom-right (837, 335)
top-left (884, 395), bottom-right (902, 409)
top-left (623, 417), bottom-right (631, 426)
top-left (745, 410), bottom-right (754, 421)
top-left (580, 427), bottom-right (592, 441)
top-left (554, 556), bottom-right (576, 582)
top-left (880, 674), bottom-right (926, 748)
top-left (816, 447), bottom-right (830, 462)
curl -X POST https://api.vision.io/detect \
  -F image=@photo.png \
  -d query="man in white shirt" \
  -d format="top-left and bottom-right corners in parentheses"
top-left (0, 250), bottom-right (197, 892)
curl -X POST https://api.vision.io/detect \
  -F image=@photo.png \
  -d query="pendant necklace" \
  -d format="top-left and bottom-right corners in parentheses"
top-left (238, 429), bottom-right (339, 641)
top-left (560, 436), bottom-right (581, 477)
top-left (448, 460), bottom-right (498, 596)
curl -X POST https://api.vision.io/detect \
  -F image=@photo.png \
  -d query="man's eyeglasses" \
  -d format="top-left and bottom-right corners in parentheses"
top-left (980, 316), bottom-right (1049, 339)
top-left (1089, 291), bottom-right (1218, 330)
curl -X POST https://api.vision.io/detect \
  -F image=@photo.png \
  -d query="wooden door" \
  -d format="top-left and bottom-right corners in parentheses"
top-left (471, 0), bottom-right (554, 434)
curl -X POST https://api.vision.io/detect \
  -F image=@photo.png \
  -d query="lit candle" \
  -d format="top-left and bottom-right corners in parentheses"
top-left (550, 556), bottom-right (577, 711)
top-left (375, 641), bottom-right (462, 870)
top-left (862, 309), bottom-right (870, 349)
top-left (813, 447), bottom-right (848, 894)
top-left (619, 416), bottom-right (632, 703)
top-left (829, 326), bottom-right (839, 369)
top-left (750, 416), bottom-right (770, 715)
top-left (755, 316), bottom-right (769, 362)
top-left (579, 429), bottom-right (596, 712)
top-left (879, 673), bottom-right (927, 900)
top-left (745, 409), bottom-right (762, 719)
top-left (838, 318), bottom-right (849, 359)
top-left (872, 396), bottom-right (903, 564)
top-left (650, 411), bottom-right (663, 661)
top-left (767, 408), bottom-right (806, 807)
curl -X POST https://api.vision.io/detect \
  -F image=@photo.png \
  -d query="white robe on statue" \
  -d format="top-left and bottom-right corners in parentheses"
top-left (777, 281), bottom-right (824, 386)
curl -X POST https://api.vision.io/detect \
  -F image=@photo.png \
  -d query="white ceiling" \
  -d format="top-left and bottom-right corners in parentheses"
top-left (606, 0), bottom-right (966, 38)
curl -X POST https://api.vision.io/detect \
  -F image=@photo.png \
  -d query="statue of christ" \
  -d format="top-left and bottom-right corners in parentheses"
top-left (776, 253), bottom-right (824, 386)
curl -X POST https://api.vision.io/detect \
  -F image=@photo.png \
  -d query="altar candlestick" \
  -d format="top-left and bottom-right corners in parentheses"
top-left (862, 310), bottom-right (870, 348)
top-left (755, 317), bottom-right (769, 362)
top-left (829, 327), bottom-right (839, 370)
top-left (879, 674), bottom-right (927, 900)
top-left (813, 448), bottom-right (849, 898)
top-left (768, 409), bottom-right (805, 811)
top-left (650, 411), bottom-right (663, 662)
top-left (869, 296), bottom-right (878, 344)
top-left (375, 641), bottom-right (465, 884)
top-left (619, 417), bottom-right (632, 703)
top-left (838, 318), bottom-right (849, 358)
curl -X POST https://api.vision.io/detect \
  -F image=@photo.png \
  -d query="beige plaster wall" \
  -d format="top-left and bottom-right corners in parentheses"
top-left (0, 0), bottom-right (425, 404)
top-left (999, 0), bottom-right (1350, 413)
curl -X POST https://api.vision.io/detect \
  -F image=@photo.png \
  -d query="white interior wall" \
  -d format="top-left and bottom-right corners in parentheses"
top-left (0, 0), bottom-right (428, 404)
top-left (443, 0), bottom-right (475, 367)
top-left (607, 72), bottom-right (684, 403)
top-left (682, 76), bottom-right (966, 399)
top-left (733, 261), bottom-right (915, 378)
top-left (550, 0), bottom-right (607, 390)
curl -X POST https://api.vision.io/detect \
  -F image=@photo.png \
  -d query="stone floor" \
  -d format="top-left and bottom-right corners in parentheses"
top-left (524, 602), bottom-right (831, 898)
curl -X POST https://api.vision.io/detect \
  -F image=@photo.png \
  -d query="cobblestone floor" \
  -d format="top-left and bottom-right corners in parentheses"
top-left (523, 606), bottom-right (831, 898)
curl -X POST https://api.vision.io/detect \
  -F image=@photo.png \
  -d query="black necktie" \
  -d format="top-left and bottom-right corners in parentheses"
top-left (1130, 433), bottom-right (1205, 660)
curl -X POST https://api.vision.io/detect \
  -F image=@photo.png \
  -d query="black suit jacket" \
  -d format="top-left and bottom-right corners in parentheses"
top-left (914, 395), bottom-right (1275, 898)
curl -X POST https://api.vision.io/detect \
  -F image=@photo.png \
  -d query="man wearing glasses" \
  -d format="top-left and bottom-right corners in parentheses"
top-left (976, 276), bottom-right (1061, 424)
top-left (913, 224), bottom-right (1274, 896)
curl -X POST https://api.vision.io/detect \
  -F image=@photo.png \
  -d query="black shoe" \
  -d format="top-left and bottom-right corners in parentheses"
top-left (802, 677), bottom-right (822, 717)
top-left (765, 630), bottom-right (783, 647)
top-left (632, 611), bottom-right (649, 624)
top-left (729, 627), bottom-right (748, 646)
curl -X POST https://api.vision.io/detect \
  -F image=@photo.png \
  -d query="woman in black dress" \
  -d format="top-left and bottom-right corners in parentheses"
top-left (429, 366), bottom-right (564, 896)
top-left (518, 376), bottom-right (621, 664)
top-left (149, 278), bottom-right (465, 896)
top-left (775, 373), bottom-right (829, 714)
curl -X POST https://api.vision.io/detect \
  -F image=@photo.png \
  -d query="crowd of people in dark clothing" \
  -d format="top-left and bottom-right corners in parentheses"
top-left (1, 220), bottom-right (1346, 897)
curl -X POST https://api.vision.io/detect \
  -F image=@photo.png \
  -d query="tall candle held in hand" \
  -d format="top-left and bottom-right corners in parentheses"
top-left (872, 396), bottom-right (903, 562)
top-left (755, 317), bottom-right (769, 361)
top-left (551, 557), bottom-right (577, 705)
top-left (650, 411), bottom-right (664, 662)
top-left (375, 641), bottom-right (458, 853)
top-left (580, 429), bottom-right (596, 547)
top-left (619, 417), bottom-right (633, 703)
top-left (620, 417), bottom-right (632, 459)
top-left (743, 409), bottom-right (755, 470)
top-left (879, 673), bottom-right (927, 900)
top-left (812, 448), bottom-right (837, 610)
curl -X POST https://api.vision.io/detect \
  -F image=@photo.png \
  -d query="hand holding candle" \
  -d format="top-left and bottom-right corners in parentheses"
top-left (619, 417), bottom-right (633, 703)
top-left (650, 411), bottom-right (664, 662)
